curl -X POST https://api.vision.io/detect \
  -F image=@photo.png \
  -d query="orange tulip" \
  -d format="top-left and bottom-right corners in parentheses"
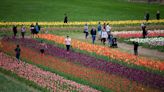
top-left (38, 34), bottom-right (164, 71)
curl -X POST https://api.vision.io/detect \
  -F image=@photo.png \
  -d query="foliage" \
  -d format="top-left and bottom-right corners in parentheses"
top-left (0, 0), bottom-right (164, 21)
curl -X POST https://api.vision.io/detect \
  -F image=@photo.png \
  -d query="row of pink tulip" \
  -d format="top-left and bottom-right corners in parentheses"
top-left (0, 52), bottom-right (99, 92)
top-left (112, 30), bottom-right (164, 38)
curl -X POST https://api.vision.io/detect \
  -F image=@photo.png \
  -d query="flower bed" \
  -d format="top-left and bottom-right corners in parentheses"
top-left (1, 38), bottom-right (162, 92)
top-left (5, 38), bottom-right (164, 89)
top-left (127, 37), bottom-right (164, 46)
top-left (113, 30), bottom-right (164, 51)
top-left (38, 34), bottom-right (164, 71)
top-left (112, 30), bottom-right (164, 38)
top-left (0, 52), bottom-right (99, 92)
top-left (0, 19), bottom-right (164, 26)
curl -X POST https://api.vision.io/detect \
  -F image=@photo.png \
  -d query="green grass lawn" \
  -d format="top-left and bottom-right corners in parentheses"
top-left (0, 72), bottom-right (40, 92)
top-left (0, 0), bottom-right (163, 22)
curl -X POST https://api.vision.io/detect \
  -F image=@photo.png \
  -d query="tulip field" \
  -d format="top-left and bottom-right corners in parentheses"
top-left (0, 27), bottom-right (164, 92)
top-left (0, 31), bottom-right (164, 92)
top-left (0, 0), bottom-right (164, 92)
top-left (0, 52), bottom-right (99, 92)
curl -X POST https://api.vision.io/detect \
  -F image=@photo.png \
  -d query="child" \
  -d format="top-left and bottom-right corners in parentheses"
top-left (112, 38), bottom-right (118, 48)
top-left (40, 41), bottom-right (47, 56)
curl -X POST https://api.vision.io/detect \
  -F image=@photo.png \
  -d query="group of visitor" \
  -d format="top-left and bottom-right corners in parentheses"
top-left (144, 10), bottom-right (160, 21)
top-left (83, 22), bottom-right (117, 47)
top-left (13, 24), bottom-right (26, 39)
top-left (12, 11), bottom-right (161, 62)
top-left (12, 22), bottom-right (41, 39)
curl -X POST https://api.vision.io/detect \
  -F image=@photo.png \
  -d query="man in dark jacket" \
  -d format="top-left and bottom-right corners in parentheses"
top-left (145, 12), bottom-right (150, 21)
top-left (90, 27), bottom-right (97, 44)
top-left (133, 42), bottom-right (139, 56)
top-left (64, 14), bottom-right (68, 23)
top-left (13, 25), bottom-right (17, 38)
top-left (141, 23), bottom-right (147, 38)
top-left (156, 10), bottom-right (160, 20)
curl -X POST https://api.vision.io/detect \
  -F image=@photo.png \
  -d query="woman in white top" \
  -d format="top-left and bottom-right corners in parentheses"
top-left (106, 23), bottom-right (111, 33)
top-left (65, 36), bottom-right (71, 53)
top-left (84, 24), bottom-right (89, 39)
top-left (21, 25), bottom-right (26, 39)
top-left (101, 29), bottom-right (108, 45)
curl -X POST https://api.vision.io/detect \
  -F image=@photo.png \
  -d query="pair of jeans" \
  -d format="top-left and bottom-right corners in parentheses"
top-left (66, 45), bottom-right (70, 51)
top-left (16, 53), bottom-right (20, 60)
top-left (92, 35), bottom-right (96, 44)
top-left (85, 32), bottom-right (89, 39)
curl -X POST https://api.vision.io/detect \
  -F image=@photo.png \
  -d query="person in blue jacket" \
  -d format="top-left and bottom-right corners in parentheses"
top-left (34, 22), bottom-right (41, 38)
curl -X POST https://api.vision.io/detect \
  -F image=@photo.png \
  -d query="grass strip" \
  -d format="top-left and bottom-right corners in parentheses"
top-left (0, 67), bottom-right (49, 92)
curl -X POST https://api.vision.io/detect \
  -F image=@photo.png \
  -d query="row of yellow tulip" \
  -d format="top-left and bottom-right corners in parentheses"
top-left (0, 19), bottom-right (164, 26)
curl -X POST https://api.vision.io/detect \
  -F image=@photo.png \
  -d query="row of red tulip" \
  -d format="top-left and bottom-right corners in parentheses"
top-left (112, 30), bottom-right (164, 38)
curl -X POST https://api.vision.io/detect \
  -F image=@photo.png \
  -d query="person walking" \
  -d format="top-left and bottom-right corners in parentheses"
top-left (30, 23), bottom-right (35, 38)
top-left (141, 23), bottom-right (147, 38)
top-left (40, 40), bottom-right (47, 56)
top-left (108, 32), bottom-right (113, 47)
top-left (101, 29), bottom-right (108, 45)
top-left (103, 23), bottom-right (106, 31)
top-left (13, 25), bottom-right (17, 38)
top-left (21, 24), bottom-right (26, 39)
top-left (97, 22), bottom-right (102, 40)
top-left (15, 45), bottom-right (21, 62)
top-left (145, 12), bottom-right (150, 21)
top-left (84, 24), bottom-right (89, 39)
top-left (65, 36), bottom-right (71, 54)
top-left (90, 27), bottom-right (97, 44)
top-left (34, 22), bottom-right (41, 38)
top-left (106, 23), bottom-right (111, 33)
top-left (133, 41), bottom-right (139, 56)
top-left (156, 10), bottom-right (160, 20)
top-left (64, 13), bottom-right (68, 23)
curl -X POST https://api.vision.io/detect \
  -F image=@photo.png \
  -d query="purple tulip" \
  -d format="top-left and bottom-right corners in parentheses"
top-left (3, 38), bottom-right (164, 91)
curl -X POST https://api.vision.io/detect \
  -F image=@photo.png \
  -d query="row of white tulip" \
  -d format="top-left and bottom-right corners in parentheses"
top-left (127, 37), bottom-right (164, 46)
top-left (112, 30), bottom-right (164, 35)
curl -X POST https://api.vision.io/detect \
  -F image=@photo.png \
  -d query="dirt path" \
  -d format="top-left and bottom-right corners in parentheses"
top-left (117, 42), bottom-right (164, 61)
top-left (68, 33), bottom-right (164, 61)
